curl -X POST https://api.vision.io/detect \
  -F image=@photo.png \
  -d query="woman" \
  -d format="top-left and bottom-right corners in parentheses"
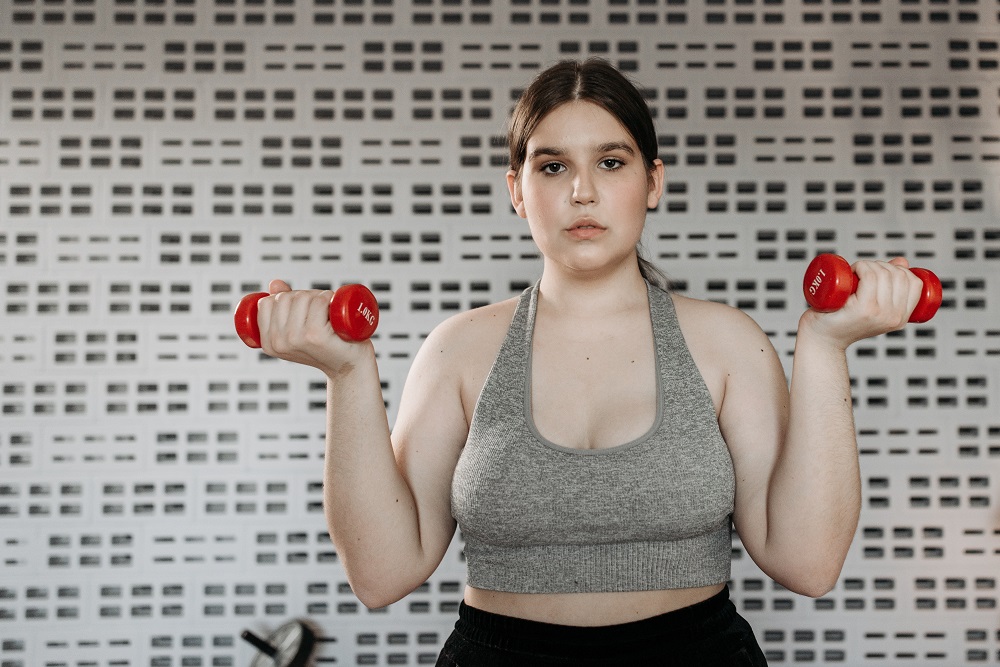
top-left (254, 59), bottom-right (924, 665)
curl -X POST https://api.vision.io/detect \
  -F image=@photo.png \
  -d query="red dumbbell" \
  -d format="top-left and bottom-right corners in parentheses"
top-left (803, 254), bottom-right (942, 323)
top-left (234, 284), bottom-right (379, 348)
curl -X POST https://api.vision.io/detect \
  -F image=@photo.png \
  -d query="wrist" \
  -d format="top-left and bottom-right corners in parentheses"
top-left (796, 311), bottom-right (852, 355)
top-left (322, 339), bottom-right (377, 381)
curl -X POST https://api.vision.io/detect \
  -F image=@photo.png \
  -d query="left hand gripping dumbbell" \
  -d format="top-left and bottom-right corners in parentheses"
top-left (234, 284), bottom-right (379, 348)
top-left (803, 253), bottom-right (942, 323)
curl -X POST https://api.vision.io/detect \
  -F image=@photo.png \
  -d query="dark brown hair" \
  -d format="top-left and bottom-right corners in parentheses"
top-left (508, 58), bottom-right (669, 289)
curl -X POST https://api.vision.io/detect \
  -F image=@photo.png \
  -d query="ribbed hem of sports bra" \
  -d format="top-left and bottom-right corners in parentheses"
top-left (463, 528), bottom-right (733, 594)
top-left (521, 281), bottom-right (666, 457)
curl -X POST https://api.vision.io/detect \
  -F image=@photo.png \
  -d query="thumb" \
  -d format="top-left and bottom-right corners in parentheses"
top-left (268, 279), bottom-right (291, 295)
top-left (887, 256), bottom-right (910, 269)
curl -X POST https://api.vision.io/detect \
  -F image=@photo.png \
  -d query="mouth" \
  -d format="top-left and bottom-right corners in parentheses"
top-left (566, 220), bottom-right (607, 240)
top-left (568, 219), bottom-right (606, 232)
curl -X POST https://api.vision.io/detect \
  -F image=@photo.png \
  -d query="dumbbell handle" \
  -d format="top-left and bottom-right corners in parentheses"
top-left (803, 254), bottom-right (941, 323)
top-left (234, 284), bottom-right (379, 349)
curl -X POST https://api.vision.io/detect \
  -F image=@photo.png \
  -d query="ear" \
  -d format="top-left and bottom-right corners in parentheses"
top-left (647, 159), bottom-right (665, 210)
top-left (506, 169), bottom-right (527, 219)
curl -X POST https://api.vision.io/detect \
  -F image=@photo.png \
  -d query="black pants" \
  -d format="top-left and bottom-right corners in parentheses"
top-left (436, 586), bottom-right (767, 666)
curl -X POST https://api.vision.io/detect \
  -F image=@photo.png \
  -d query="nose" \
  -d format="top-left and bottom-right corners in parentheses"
top-left (572, 172), bottom-right (597, 205)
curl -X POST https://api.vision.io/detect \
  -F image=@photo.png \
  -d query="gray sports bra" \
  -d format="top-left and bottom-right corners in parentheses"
top-left (451, 281), bottom-right (735, 593)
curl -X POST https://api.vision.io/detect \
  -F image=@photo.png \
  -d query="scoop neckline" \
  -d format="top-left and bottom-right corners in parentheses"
top-left (522, 281), bottom-right (665, 457)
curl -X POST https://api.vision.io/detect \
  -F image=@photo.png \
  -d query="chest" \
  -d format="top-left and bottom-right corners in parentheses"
top-left (451, 285), bottom-right (736, 549)
top-left (529, 315), bottom-right (658, 450)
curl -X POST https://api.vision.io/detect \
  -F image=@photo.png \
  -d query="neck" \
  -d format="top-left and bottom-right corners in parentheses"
top-left (537, 259), bottom-right (648, 317)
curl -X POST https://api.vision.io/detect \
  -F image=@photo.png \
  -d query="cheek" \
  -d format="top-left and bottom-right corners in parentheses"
top-left (624, 181), bottom-right (654, 212)
top-left (524, 176), bottom-right (559, 198)
top-left (520, 181), bottom-right (562, 218)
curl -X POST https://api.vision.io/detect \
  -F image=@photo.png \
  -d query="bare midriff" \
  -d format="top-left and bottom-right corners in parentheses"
top-left (463, 582), bottom-right (726, 627)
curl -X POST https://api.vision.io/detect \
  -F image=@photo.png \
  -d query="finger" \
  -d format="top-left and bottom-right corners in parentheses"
top-left (853, 260), bottom-right (895, 310)
top-left (307, 290), bottom-right (336, 338)
top-left (286, 290), bottom-right (316, 344)
top-left (884, 257), bottom-right (922, 316)
top-left (887, 256), bottom-right (910, 269)
top-left (259, 287), bottom-right (294, 353)
top-left (859, 260), bottom-right (918, 326)
top-left (880, 260), bottom-right (920, 312)
top-left (256, 292), bottom-right (278, 354)
top-left (903, 268), bottom-right (925, 317)
top-left (269, 279), bottom-right (291, 295)
top-left (876, 261), bottom-right (912, 318)
top-left (851, 260), bottom-right (885, 299)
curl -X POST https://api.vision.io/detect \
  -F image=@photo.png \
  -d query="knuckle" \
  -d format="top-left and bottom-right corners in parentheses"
top-left (267, 338), bottom-right (288, 356)
top-left (301, 323), bottom-right (323, 343)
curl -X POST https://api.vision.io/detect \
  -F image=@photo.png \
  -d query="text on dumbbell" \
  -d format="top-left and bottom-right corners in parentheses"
top-left (357, 302), bottom-right (376, 327)
top-left (807, 269), bottom-right (826, 296)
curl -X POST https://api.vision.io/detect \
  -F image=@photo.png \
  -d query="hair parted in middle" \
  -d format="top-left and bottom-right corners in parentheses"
top-left (507, 58), bottom-right (659, 177)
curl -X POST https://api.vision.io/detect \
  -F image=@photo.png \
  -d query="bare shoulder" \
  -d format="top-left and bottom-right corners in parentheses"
top-left (421, 297), bottom-right (518, 365)
top-left (413, 296), bottom-right (519, 419)
top-left (668, 293), bottom-right (780, 408)
top-left (669, 292), bottom-right (770, 353)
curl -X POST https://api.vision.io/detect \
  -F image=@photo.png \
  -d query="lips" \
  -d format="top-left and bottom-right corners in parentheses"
top-left (567, 219), bottom-right (606, 240)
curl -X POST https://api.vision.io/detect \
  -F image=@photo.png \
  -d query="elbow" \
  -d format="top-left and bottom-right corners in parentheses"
top-left (777, 564), bottom-right (841, 599)
top-left (762, 538), bottom-right (849, 598)
top-left (349, 577), bottom-right (408, 610)
top-left (345, 564), bottom-right (428, 610)
top-left (762, 554), bottom-right (843, 598)
top-left (788, 576), bottom-right (837, 599)
top-left (353, 588), bottom-right (399, 611)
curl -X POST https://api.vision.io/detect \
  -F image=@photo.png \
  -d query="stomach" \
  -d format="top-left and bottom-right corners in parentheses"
top-left (463, 583), bottom-right (726, 627)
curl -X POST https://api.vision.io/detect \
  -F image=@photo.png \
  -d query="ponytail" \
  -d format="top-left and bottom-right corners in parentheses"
top-left (636, 244), bottom-right (671, 291)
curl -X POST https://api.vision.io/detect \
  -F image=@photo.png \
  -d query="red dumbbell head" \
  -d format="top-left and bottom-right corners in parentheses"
top-left (330, 284), bottom-right (379, 341)
top-left (234, 291), bottom-right (269, 348)
top-left (908, 267), bottom-right (942, 323)
top-left (803, 254), bottom-right (857, 312)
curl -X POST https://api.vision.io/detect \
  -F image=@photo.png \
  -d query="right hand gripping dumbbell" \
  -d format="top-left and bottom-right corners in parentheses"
top-left (234, 284), bottom-right (379, 348)
top-left (802, 253), bottom-right (942, 323)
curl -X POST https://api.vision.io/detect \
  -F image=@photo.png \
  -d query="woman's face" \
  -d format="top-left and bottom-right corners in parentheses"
top-left (507, 100), bottom-right (664, 279)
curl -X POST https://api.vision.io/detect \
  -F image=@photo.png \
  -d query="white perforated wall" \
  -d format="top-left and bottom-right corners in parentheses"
top-left (0, 1), bottom-right (998, 665)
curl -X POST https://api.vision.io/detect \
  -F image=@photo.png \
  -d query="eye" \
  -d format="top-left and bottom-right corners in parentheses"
top-left (540, 162), bottom-right (566, 175)
top-left (599, 158), bottom-right (624, 170)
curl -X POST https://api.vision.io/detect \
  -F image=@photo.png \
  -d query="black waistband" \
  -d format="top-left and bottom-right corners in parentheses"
top-left (456, 586), bottom-right (733, 650)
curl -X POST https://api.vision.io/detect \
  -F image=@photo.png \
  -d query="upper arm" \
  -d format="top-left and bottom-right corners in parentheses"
top-left (709, 308), bottom-right (790, 559)
top-left (388, 303), bottom-right (510, 571)
top-left (388, 318), bottom-right (470, 568)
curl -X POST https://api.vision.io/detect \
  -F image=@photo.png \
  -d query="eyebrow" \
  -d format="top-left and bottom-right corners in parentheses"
top-left (527, 141), bottom-right (636, 161)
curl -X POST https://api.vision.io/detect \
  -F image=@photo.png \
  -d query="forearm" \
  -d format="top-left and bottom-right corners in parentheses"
top-left (766, 323), bottom-right (861, 589)
top-left (322, 345), bottom-right (428, 606)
